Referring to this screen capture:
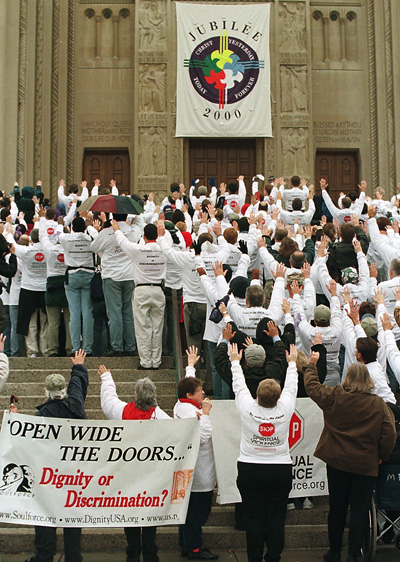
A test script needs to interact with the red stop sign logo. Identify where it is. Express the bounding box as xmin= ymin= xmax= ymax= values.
xmin=35 ymin=253 xmax=44 ymax=262
xmin=47 ymin=228 xmax=55 ymax=235
xmin=289 ymin=411 xmax=304 ymax=450
xmin=259 ymin=423 xmax=275 ymax=437
xmin=57 ymin=254 xmax=64 ymax=263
